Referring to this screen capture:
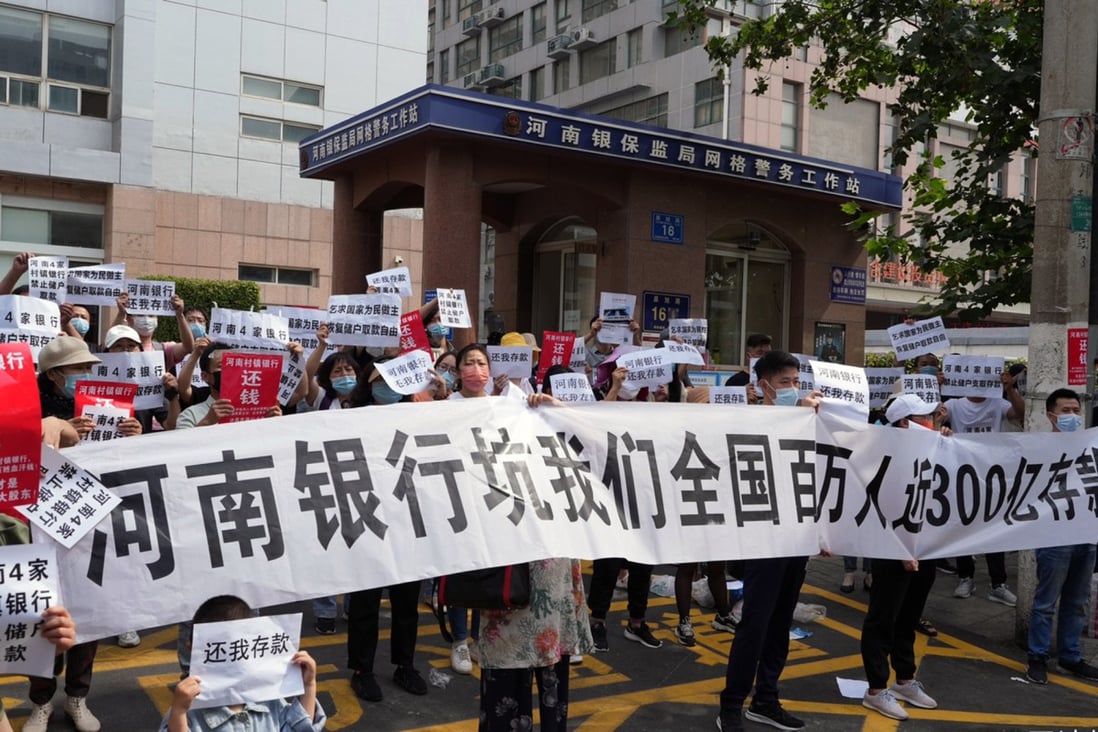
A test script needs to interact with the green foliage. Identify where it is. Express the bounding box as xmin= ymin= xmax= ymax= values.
xmin=135 ymin=275 xmax=261 ymax=343
xmin=864 ymin=351 xmax=899 ymax=368
xmin=673 ymin=0 xmax=1041 ymax=320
